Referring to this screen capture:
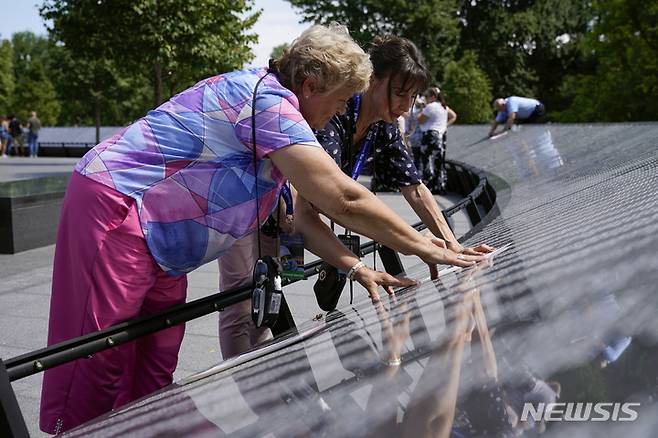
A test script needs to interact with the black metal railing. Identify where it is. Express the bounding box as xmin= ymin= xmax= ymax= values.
xmin=38 ymin=142 xmax=96 ymax=158
xmin=0 ymin=159 xmax=495 ymax=438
